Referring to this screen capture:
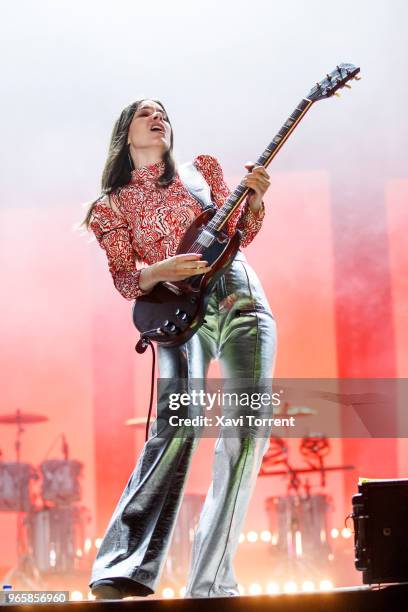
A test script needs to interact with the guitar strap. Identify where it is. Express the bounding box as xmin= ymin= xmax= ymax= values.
xmin=177 ymin=161 xmax=217 ymax=212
